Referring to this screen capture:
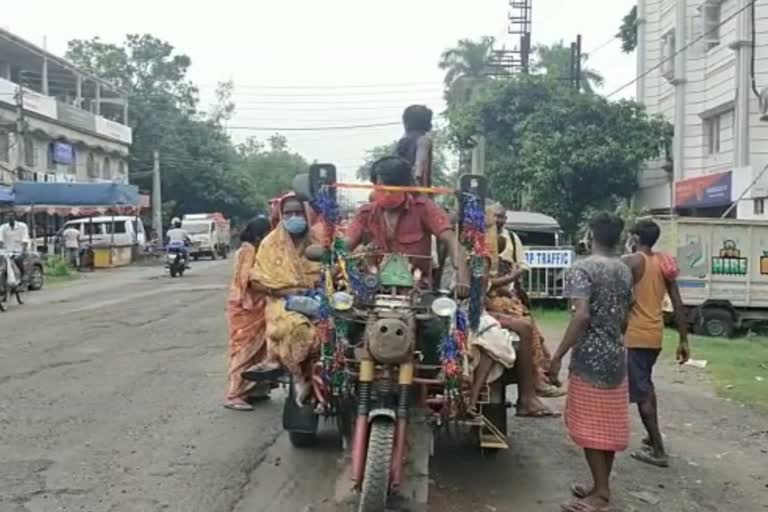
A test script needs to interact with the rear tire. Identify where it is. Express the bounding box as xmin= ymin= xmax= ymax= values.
xmin=358 ymin=419 xmax=394 ymax=512
xmin=170 ymin=267 xmax=178 ymax=278
xmin=696 ymin=308 xmax=735 ymax=338
xmin=28 ymin=266 xmax=44 ymax=291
